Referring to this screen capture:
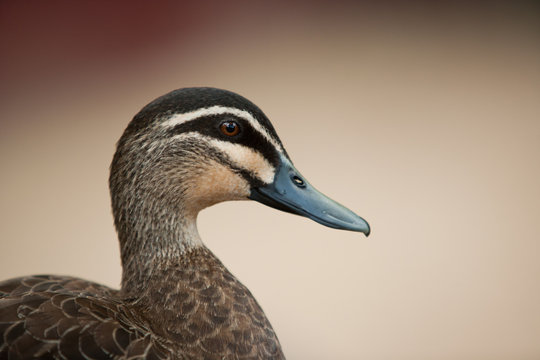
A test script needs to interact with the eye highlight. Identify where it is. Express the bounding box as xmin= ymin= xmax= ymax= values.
xmin=220 ymin=121 xmax=240 ymax=137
